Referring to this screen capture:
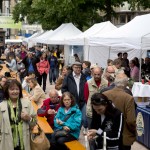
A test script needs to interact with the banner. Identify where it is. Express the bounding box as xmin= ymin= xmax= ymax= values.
xmin=0 ymin=16 xmax=22 ymax=29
